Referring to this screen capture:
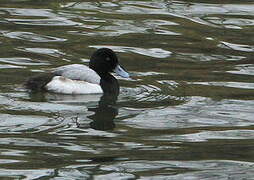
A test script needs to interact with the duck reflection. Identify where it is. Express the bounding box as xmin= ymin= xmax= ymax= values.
xmin=28 ymin=91 xmax=119 ymax=131
xmin=88 ymin=93 xmax=118 ymax=131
